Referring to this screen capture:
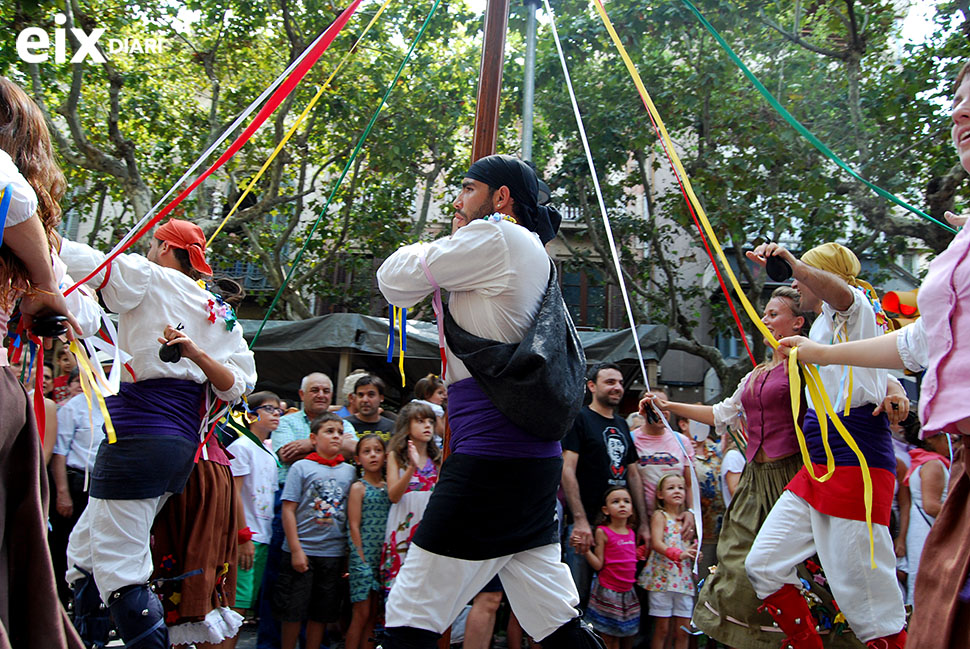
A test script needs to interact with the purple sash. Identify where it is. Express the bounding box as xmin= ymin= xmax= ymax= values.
xmin=447 ymin=377 xmax=561 ymax=458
